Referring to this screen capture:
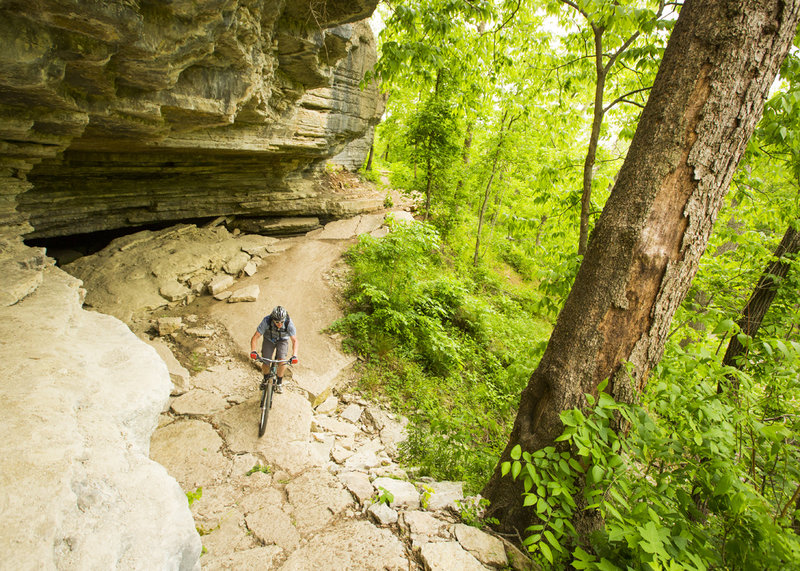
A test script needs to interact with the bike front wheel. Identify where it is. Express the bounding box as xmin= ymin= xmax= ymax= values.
xmin=258 ymin=381 xmax=274 ymax=437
